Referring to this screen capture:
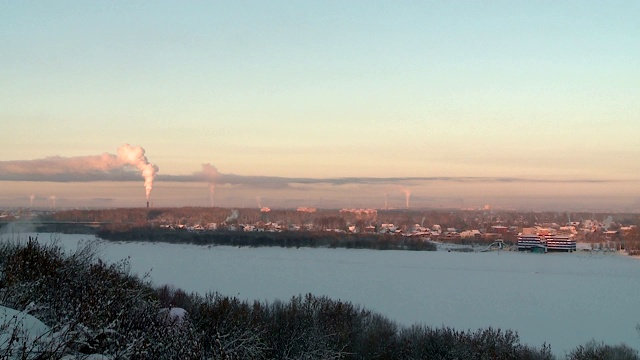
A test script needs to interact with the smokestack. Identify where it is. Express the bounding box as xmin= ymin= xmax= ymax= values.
xmin=147 ymin=201 xmax=149 ymax=209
